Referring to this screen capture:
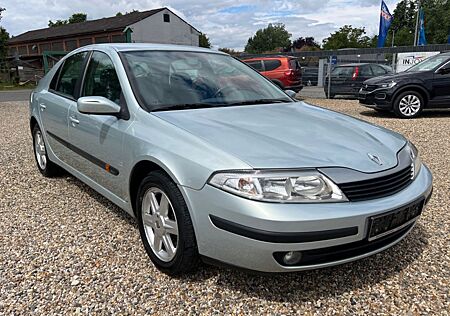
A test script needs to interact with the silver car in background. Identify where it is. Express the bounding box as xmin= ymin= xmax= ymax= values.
xmin=30 ymin=44 xmax=433 ymax=275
